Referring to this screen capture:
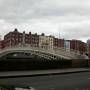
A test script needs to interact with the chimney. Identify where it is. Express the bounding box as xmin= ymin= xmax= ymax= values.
xmin=14 ymin=28 xmax=18 ymax=32
xmin=29 ymin=32 xmax=31 ymax=35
